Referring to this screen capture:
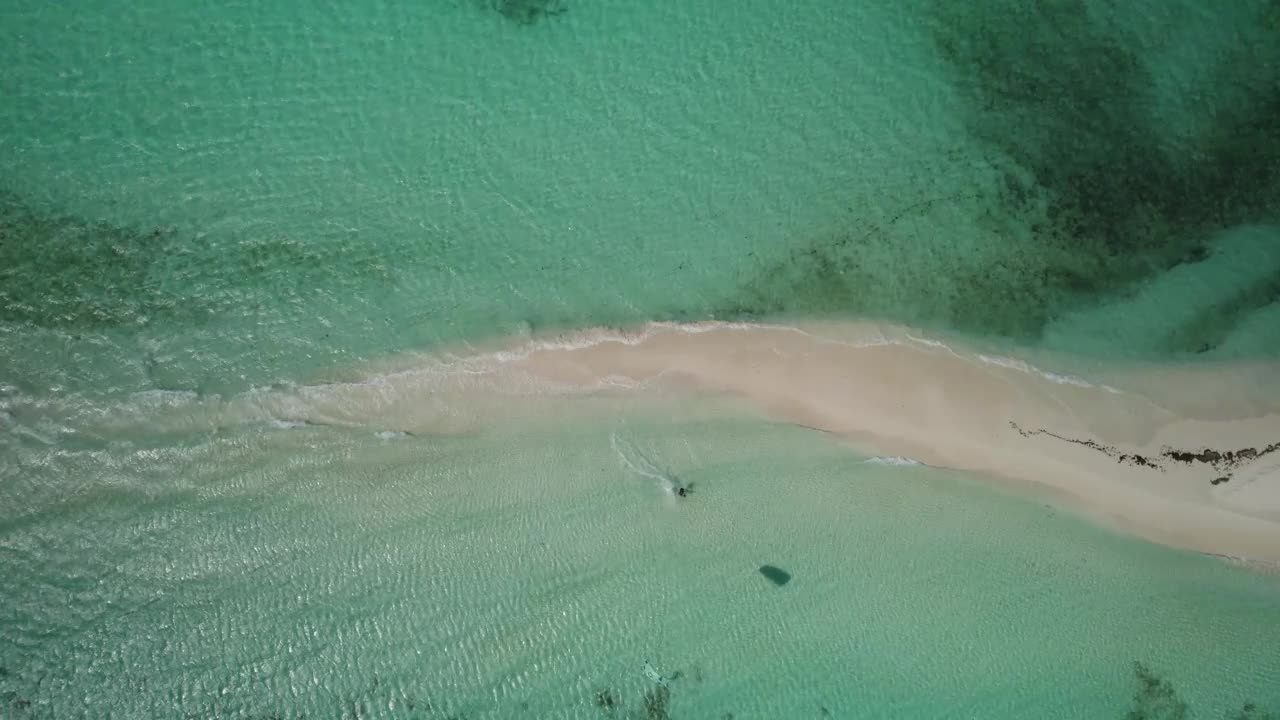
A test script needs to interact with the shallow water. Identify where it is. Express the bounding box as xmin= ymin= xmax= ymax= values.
xmin=3 ymin=0 xmax=1280 ymax=716
xmin=3 ymin=412 xmax=1278 ymax=718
